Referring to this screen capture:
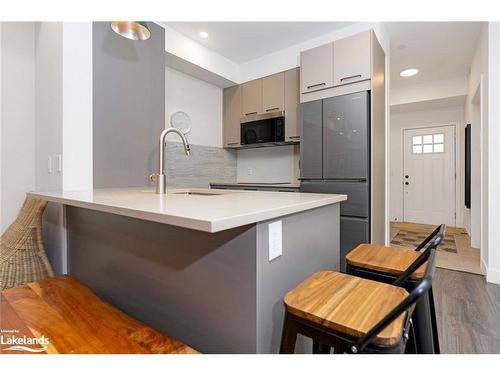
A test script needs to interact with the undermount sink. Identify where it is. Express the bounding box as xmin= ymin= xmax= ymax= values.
xmin=174 ymin=192 xmax=224 ymax=196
